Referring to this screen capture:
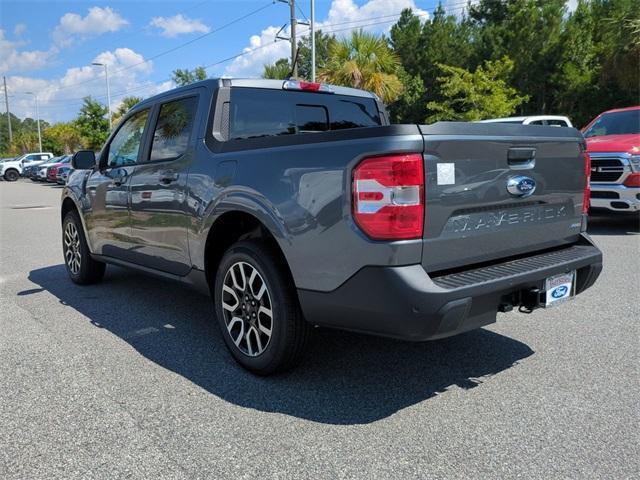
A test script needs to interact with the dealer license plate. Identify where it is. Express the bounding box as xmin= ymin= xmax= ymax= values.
xmin=544 ymin=271 xmax=575 ymax=307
